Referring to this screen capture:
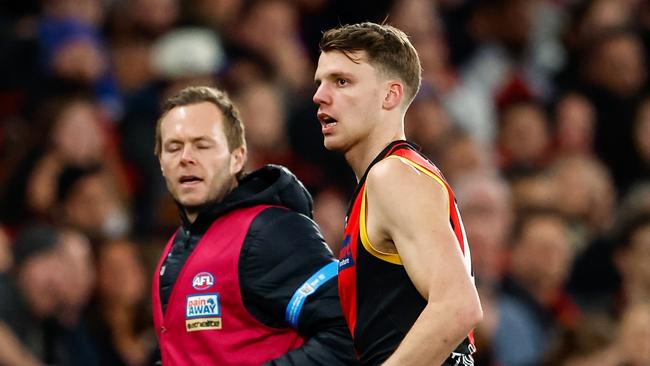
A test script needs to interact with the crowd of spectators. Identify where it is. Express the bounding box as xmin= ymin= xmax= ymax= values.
xmin=1 ymin=0 xmax=650 ymax=365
